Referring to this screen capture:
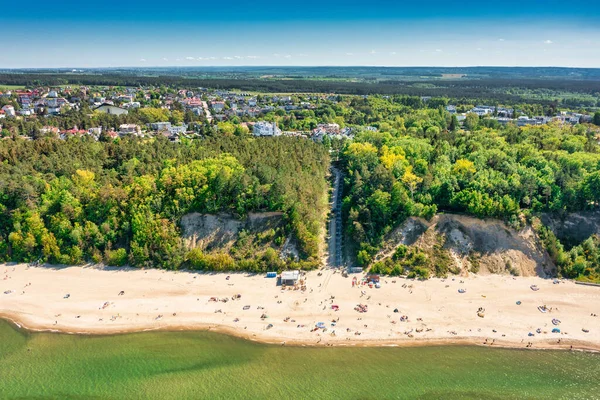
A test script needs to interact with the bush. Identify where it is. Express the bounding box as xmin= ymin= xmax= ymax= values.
xmin=105 ymin=248 xmax=128 ymax=266
xmin=468 ymin=252 xmax=480 ymax=273
xmin=408 ymin=266 xmax=430 ymax=279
